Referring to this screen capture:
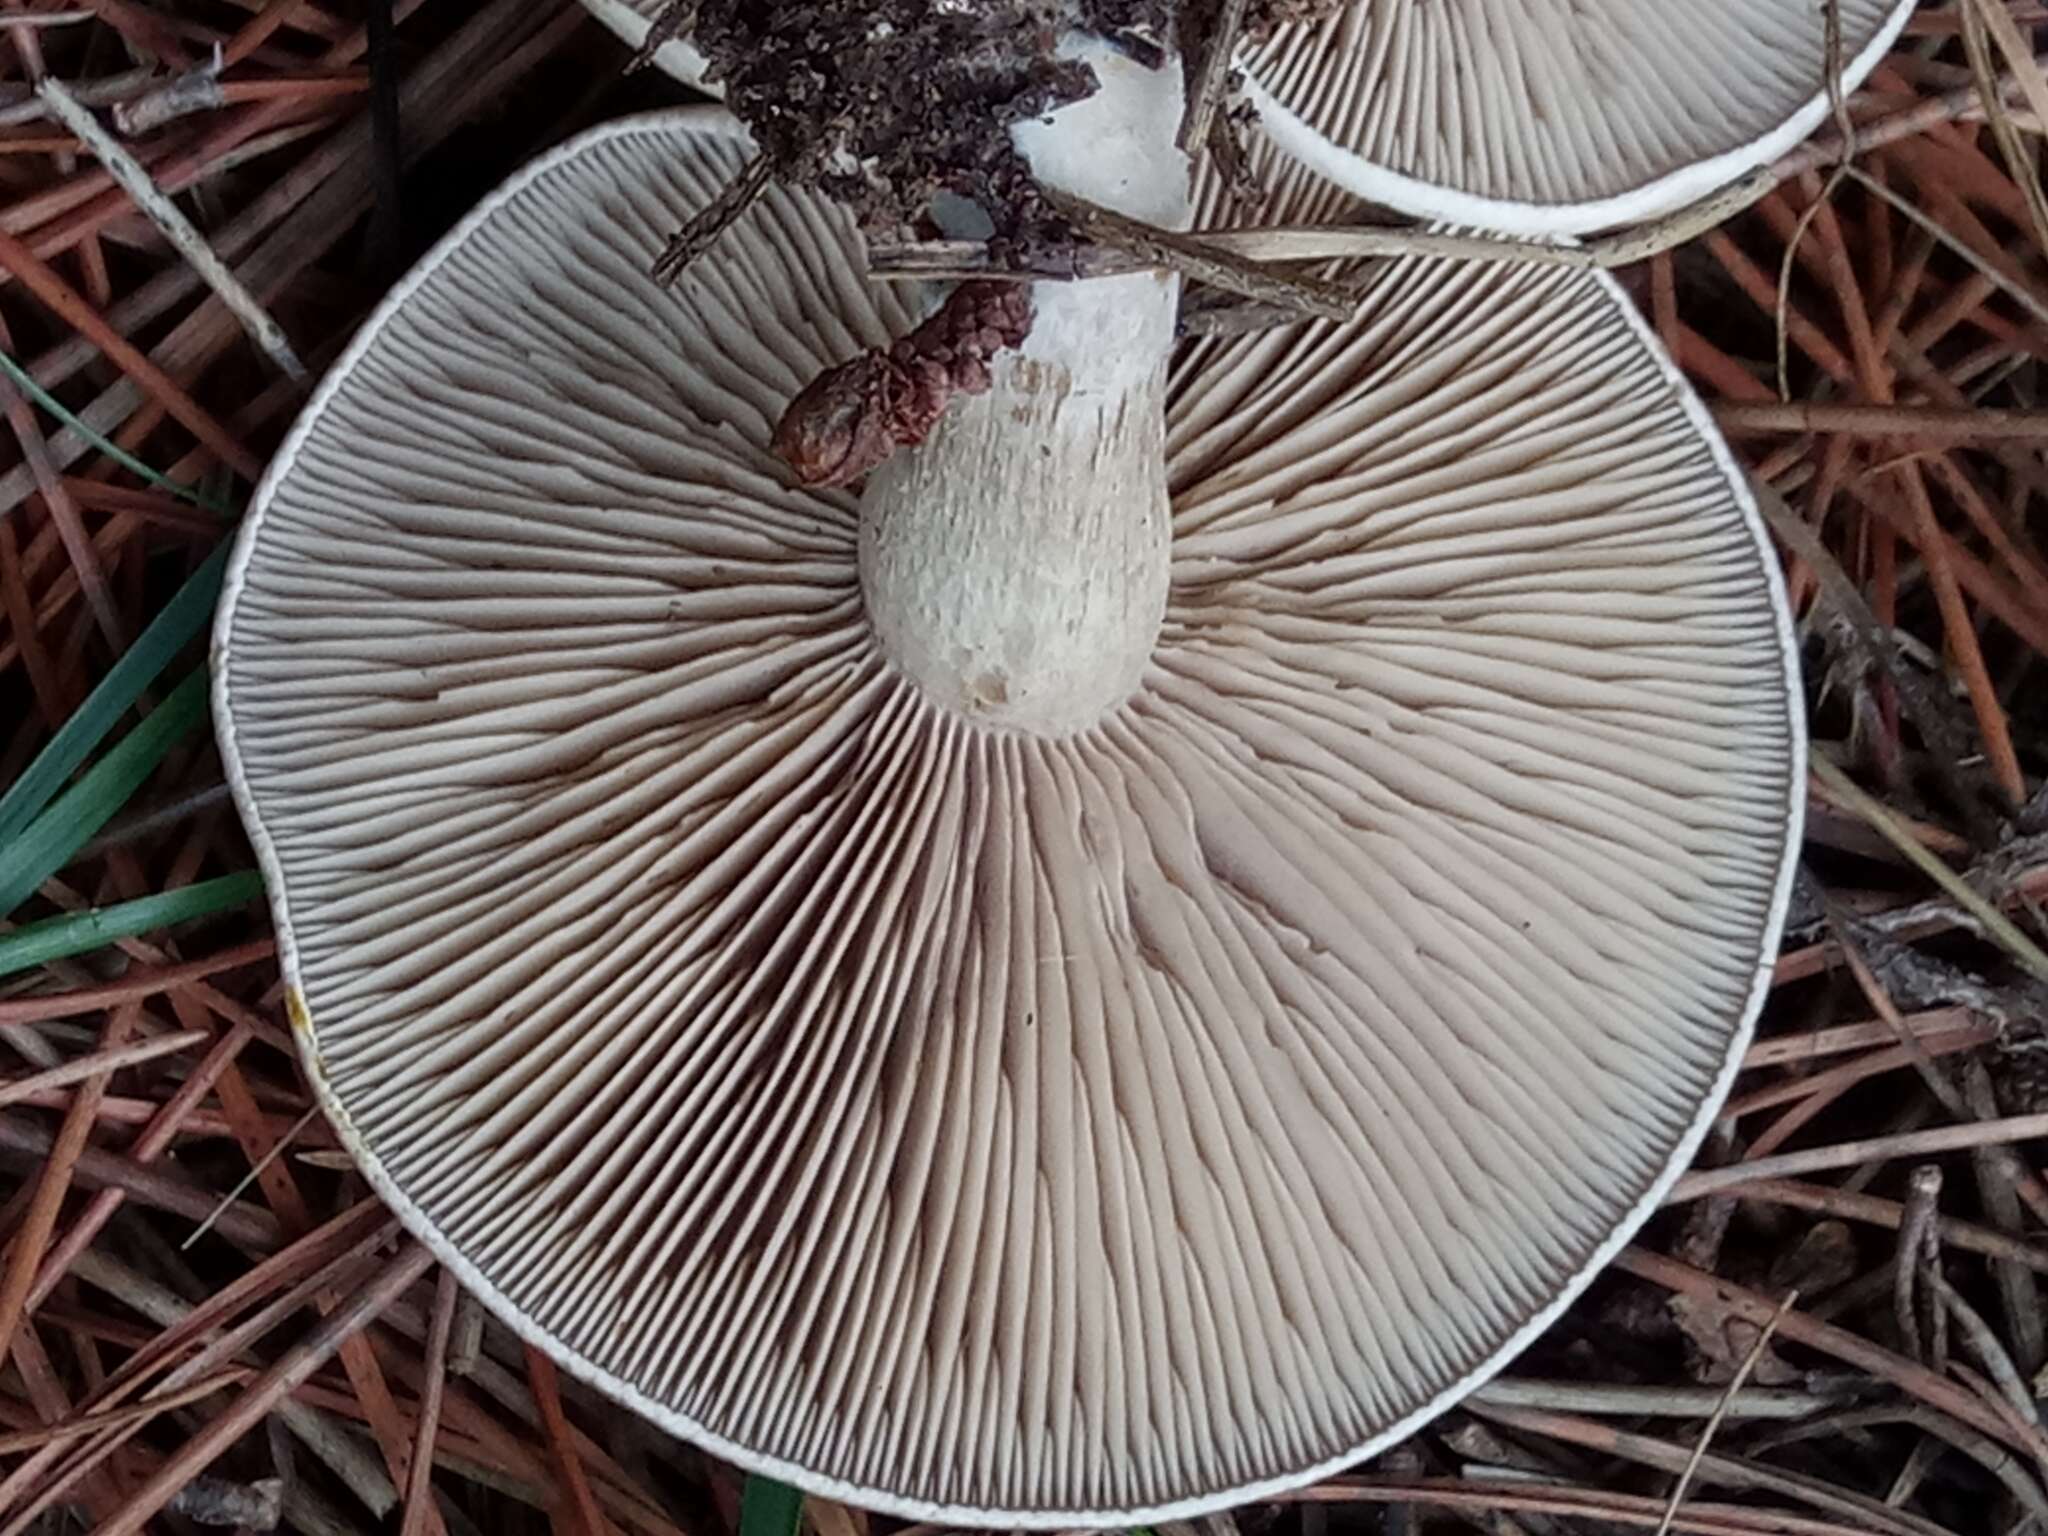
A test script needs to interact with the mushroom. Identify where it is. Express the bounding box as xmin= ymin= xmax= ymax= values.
xmin=578 ymin=0 xmax=1919 ymax=237
xmin=215 ymin=60 xmax=1802 ymax=1534
xmin=1241 ymin=0 xmax=1920 ymax=233
xmin=580 ymin=0 xmax=711 ymax=84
